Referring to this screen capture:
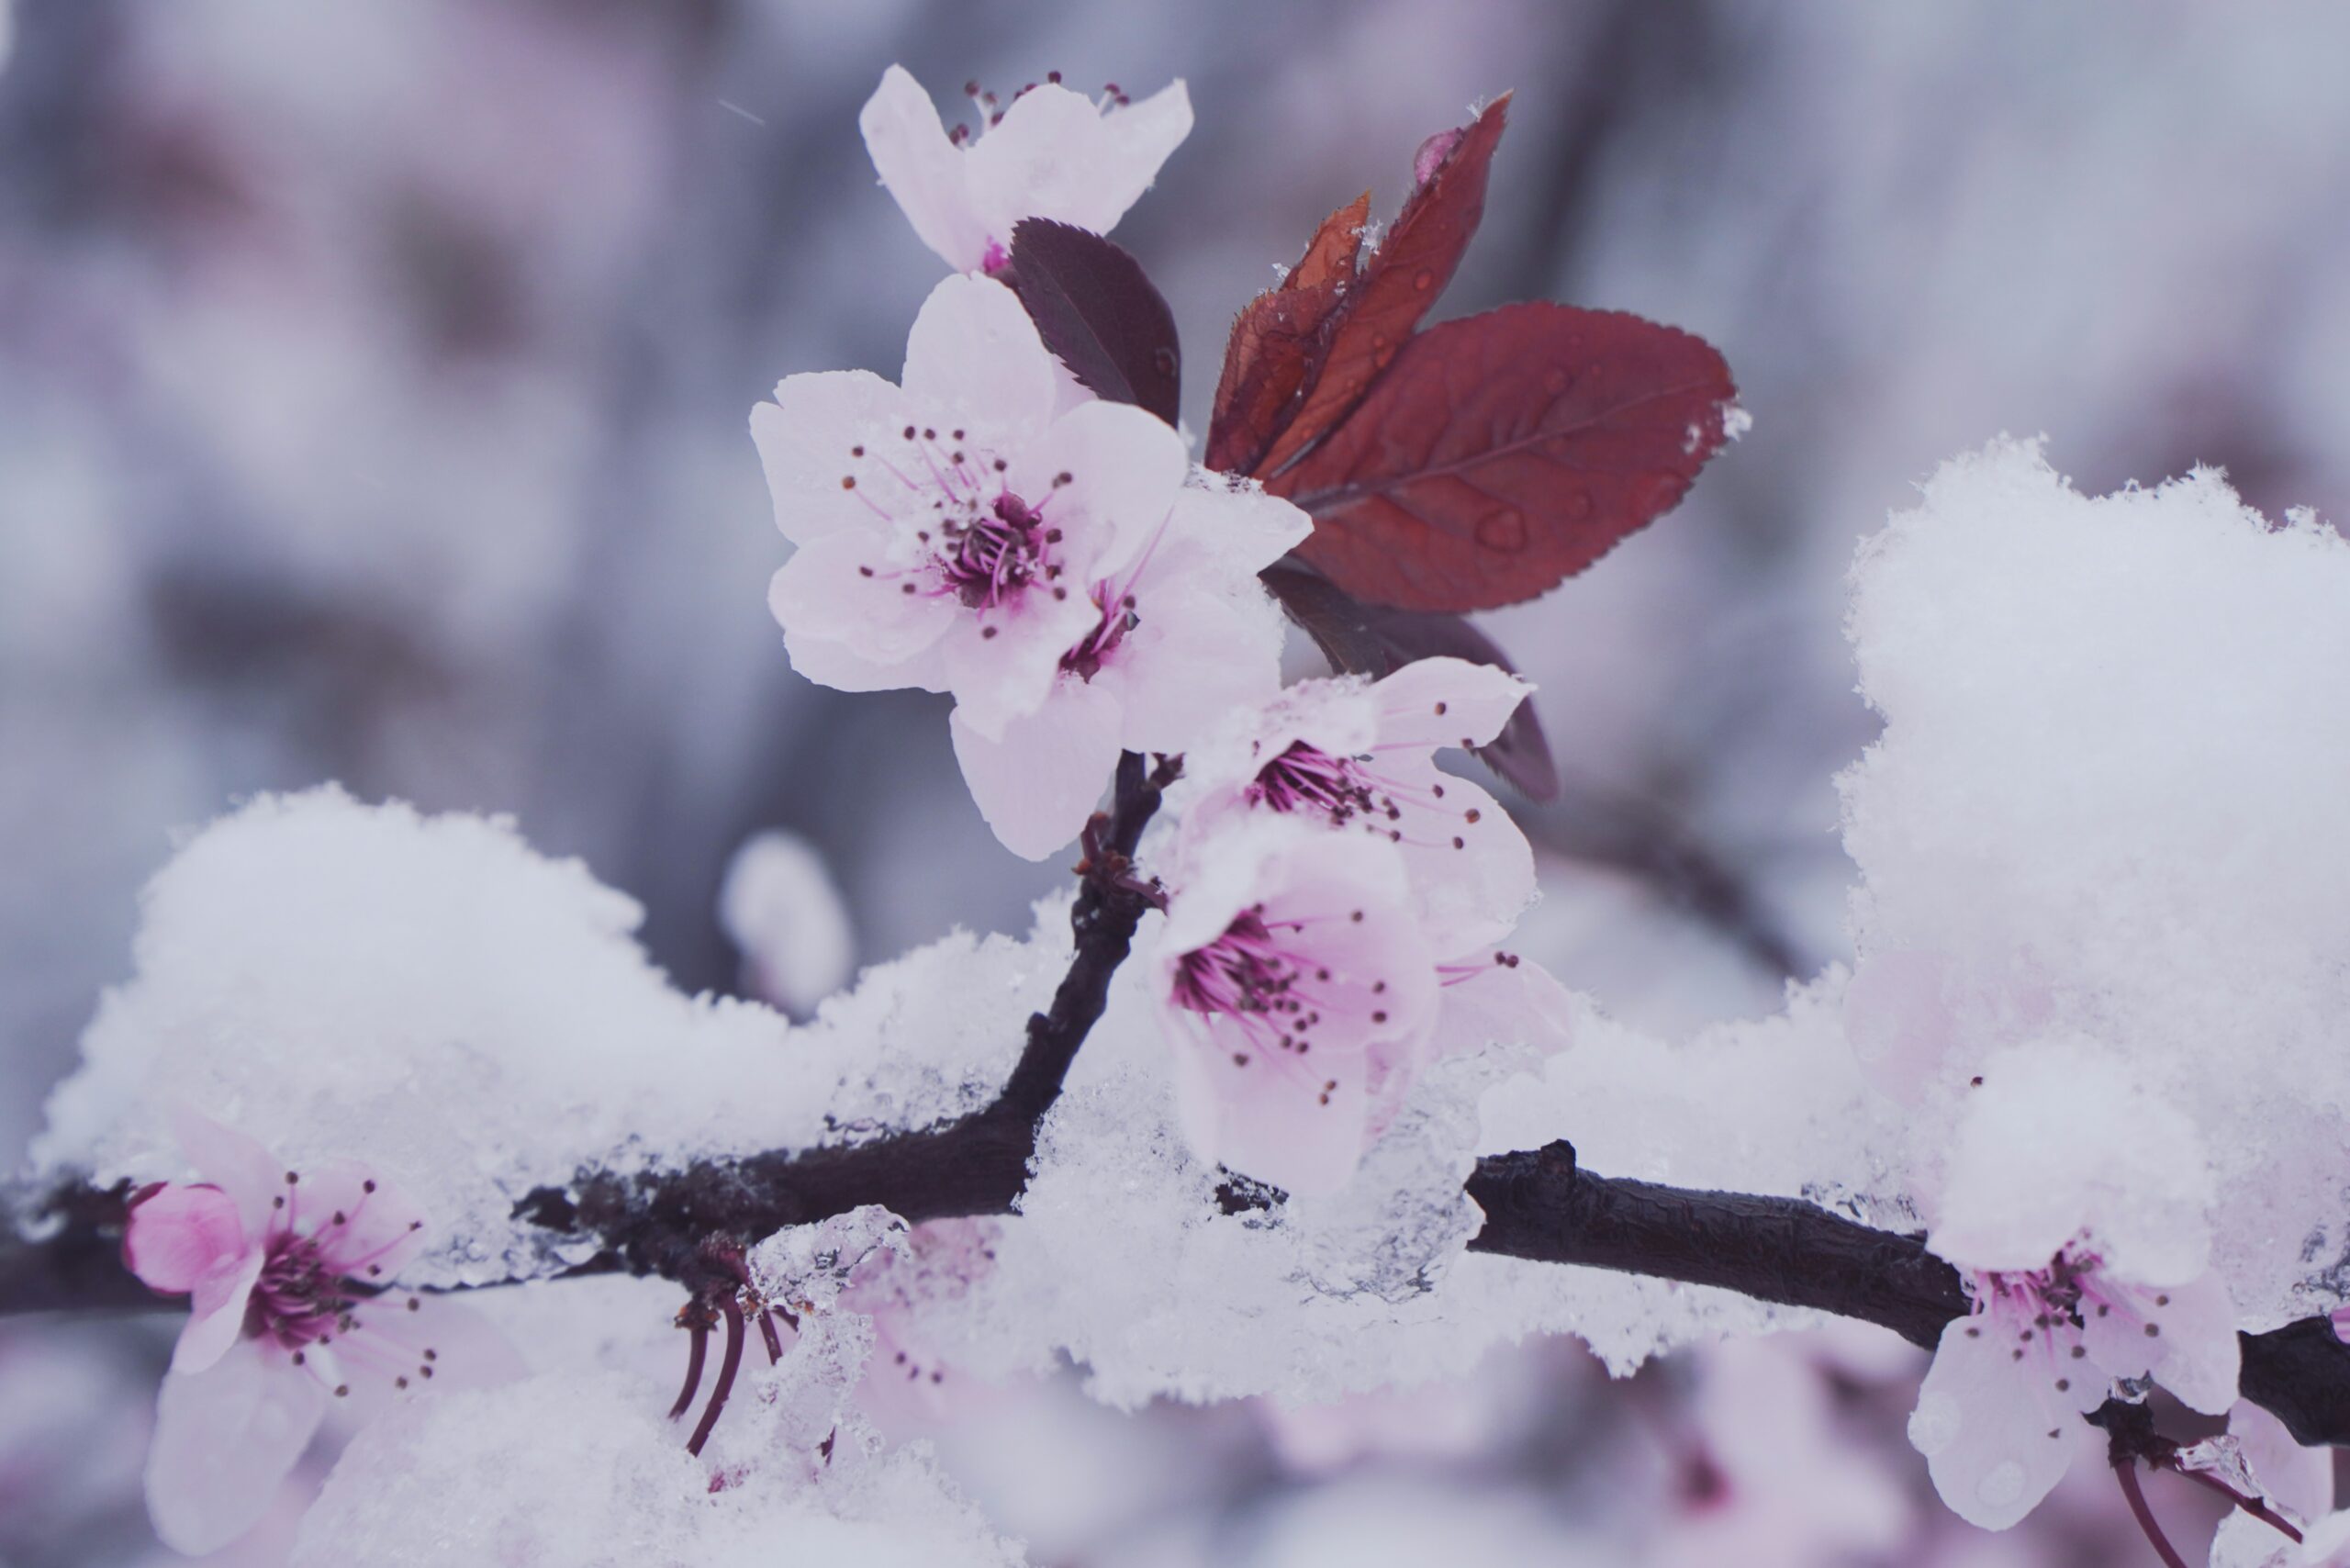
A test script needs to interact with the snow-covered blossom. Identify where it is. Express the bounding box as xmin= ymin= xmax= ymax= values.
xmin=121 ymin=1112 xmax=459 ymax=1553
xmin=755 ymin=274 xmax=1301 ymax=857
xmin=860 ymin=65 xmax=1192 ymax=274
xmin=1152 ymin=818 xmax=1441 ymax=1195
xmin=1907 ymin=1242 xmax=2237 ymax=1530
xmin=1177 ymin=655 xmax=1536 ymax=951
